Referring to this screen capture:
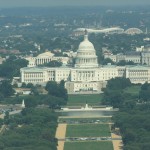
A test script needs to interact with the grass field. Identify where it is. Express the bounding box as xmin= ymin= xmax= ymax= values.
xmin=64 ymin=141 xmax=113 ymax=150
xmin=67 ymin=94 xmax=103 ymax=106
xmin=59 ymin=117 xmax=112 ymax=123
xmin=124 ymin=85 xmax=141 ymax=96
xmin=66 ymin=124 xmax=110 ymax=137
